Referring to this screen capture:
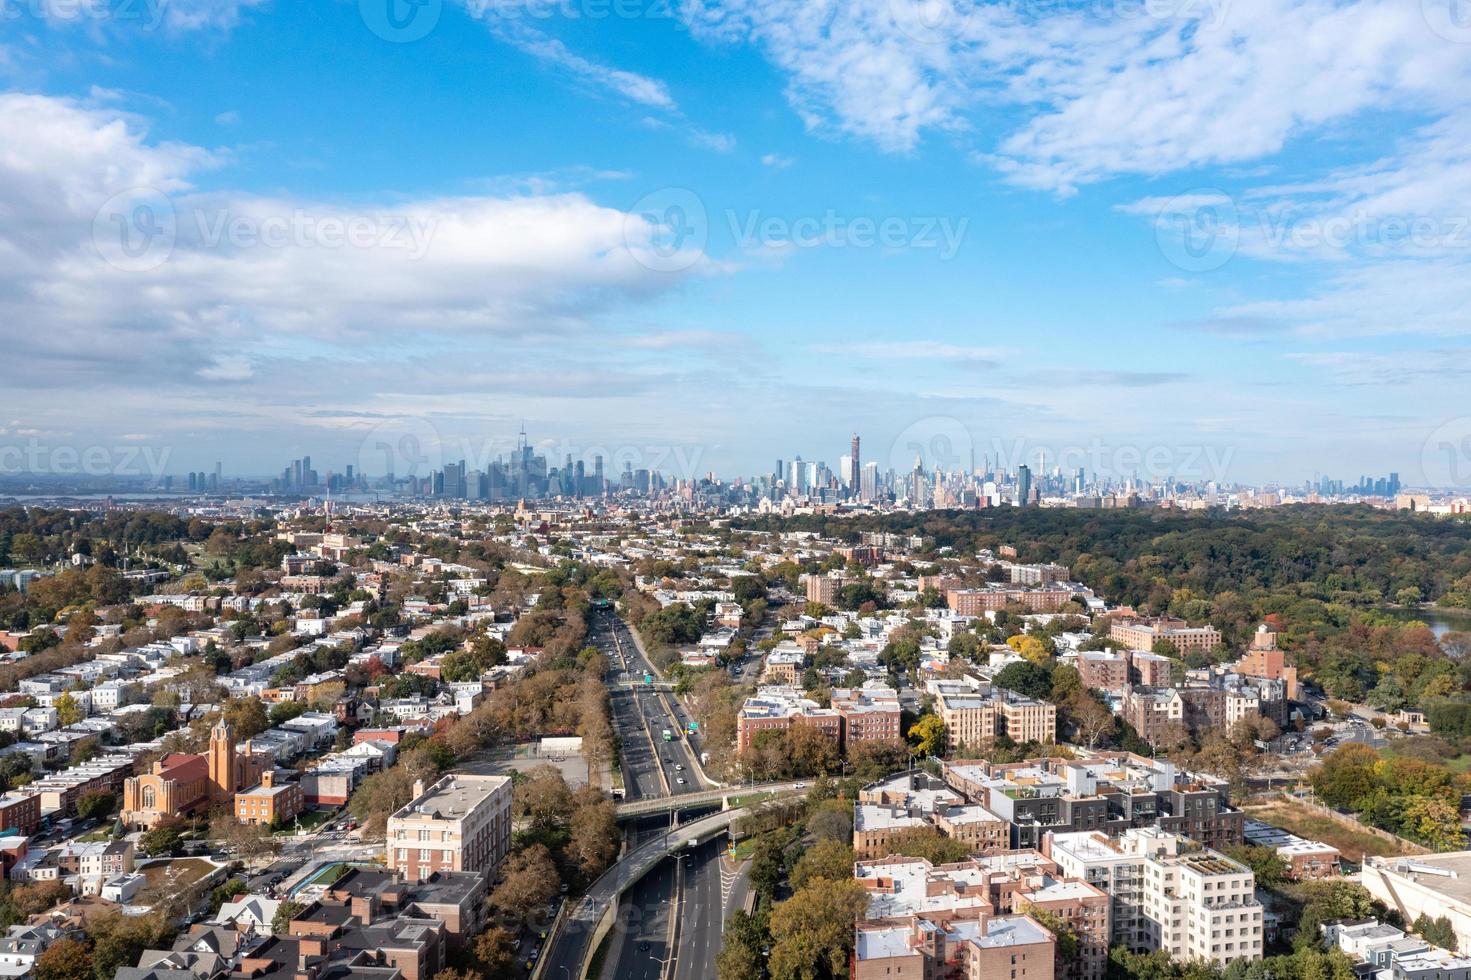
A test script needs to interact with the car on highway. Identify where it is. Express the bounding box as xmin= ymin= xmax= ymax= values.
xmin=794 ymin=782 xmax=807 ymax=788
xmin=677 ymin=778 xmax=686 ymax=785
